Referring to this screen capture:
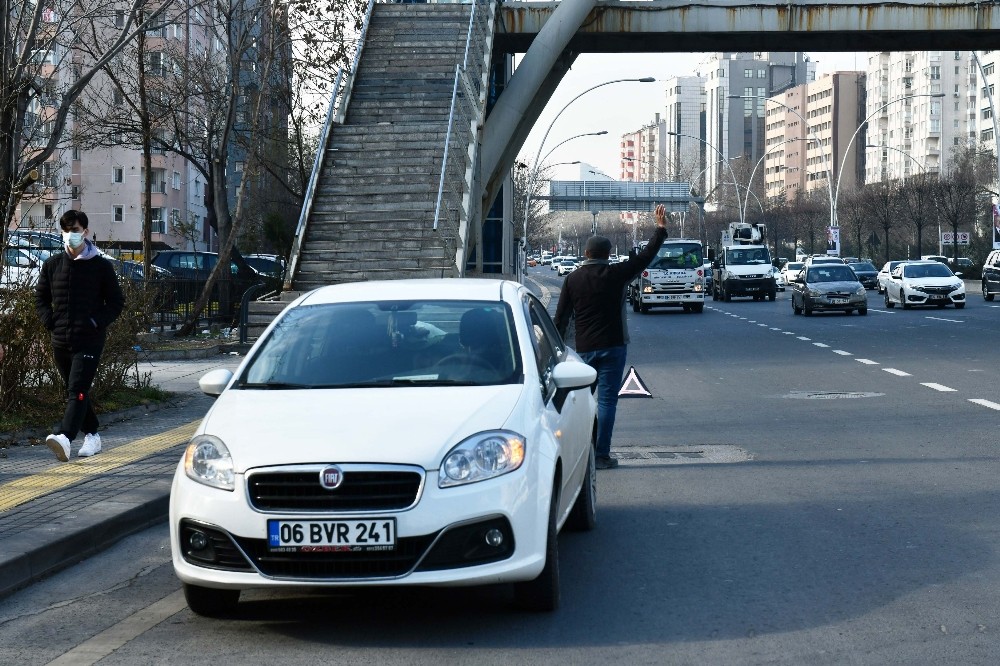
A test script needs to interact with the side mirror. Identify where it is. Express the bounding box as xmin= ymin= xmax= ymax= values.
xmin=199 ymin=368 xmax=234 ymax=396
